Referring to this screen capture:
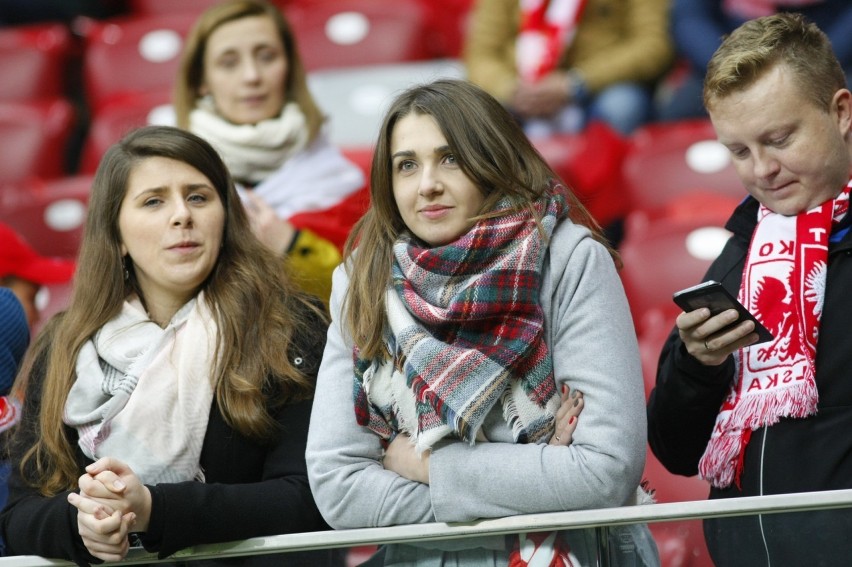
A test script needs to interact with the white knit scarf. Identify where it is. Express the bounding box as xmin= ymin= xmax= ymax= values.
xmin=64 ymin=294 xmax=218 ymax=485
xmin=699 ymin=181 xmax=851 ymax=488
xmin=189 ymin=99 xmax=309 ymax=185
